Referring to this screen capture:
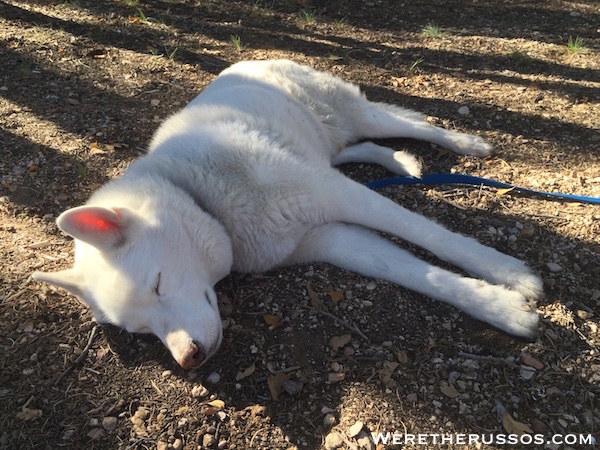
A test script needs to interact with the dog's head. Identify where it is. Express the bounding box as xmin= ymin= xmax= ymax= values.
xmin=33 ymin=204 xmax=233 ymax=369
